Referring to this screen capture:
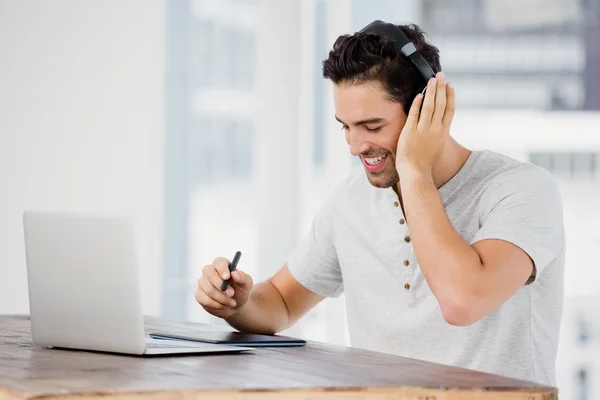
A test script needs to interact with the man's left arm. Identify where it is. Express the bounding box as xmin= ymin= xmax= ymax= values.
xmin=399 ymin=167 xmax=562 ymax=326
xmin=396 ymin=72 xmax=563 ymax=326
